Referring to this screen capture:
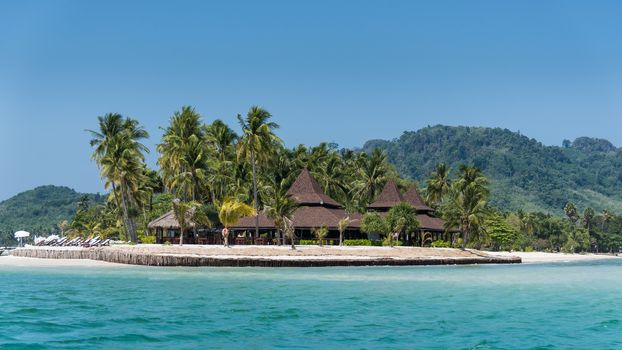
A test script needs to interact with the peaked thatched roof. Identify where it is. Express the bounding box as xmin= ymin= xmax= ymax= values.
xmin=287 ymin=168 xmax=341 ymax=208
xmin=368 ymin=180 xmax=403 ymax=209
xmin=368 ymin=181 xmax=433 ymax=212
xmin=403 ymin=187 xmax=433 ymax=212
xmin=148 ymin=210 xmax=197 ymax=229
